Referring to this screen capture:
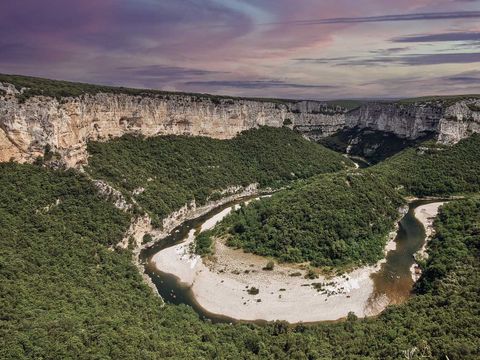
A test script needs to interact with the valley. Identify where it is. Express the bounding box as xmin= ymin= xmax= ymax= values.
xmin=144 ymin=197 xmax=444 ymax=323
xmin=1 ymin=75 xmax=479 ymax=359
